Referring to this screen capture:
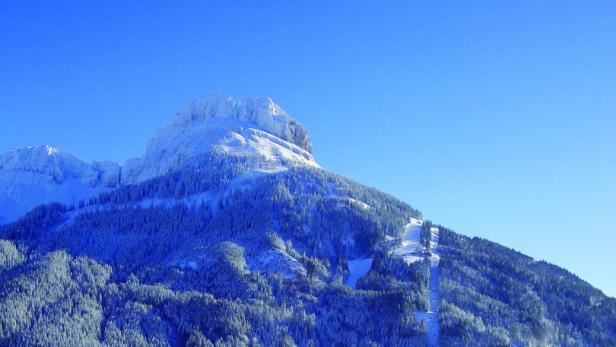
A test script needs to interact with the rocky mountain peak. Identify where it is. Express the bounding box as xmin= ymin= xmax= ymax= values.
xmin=172 ymin=95 xmax=312 ymax=153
